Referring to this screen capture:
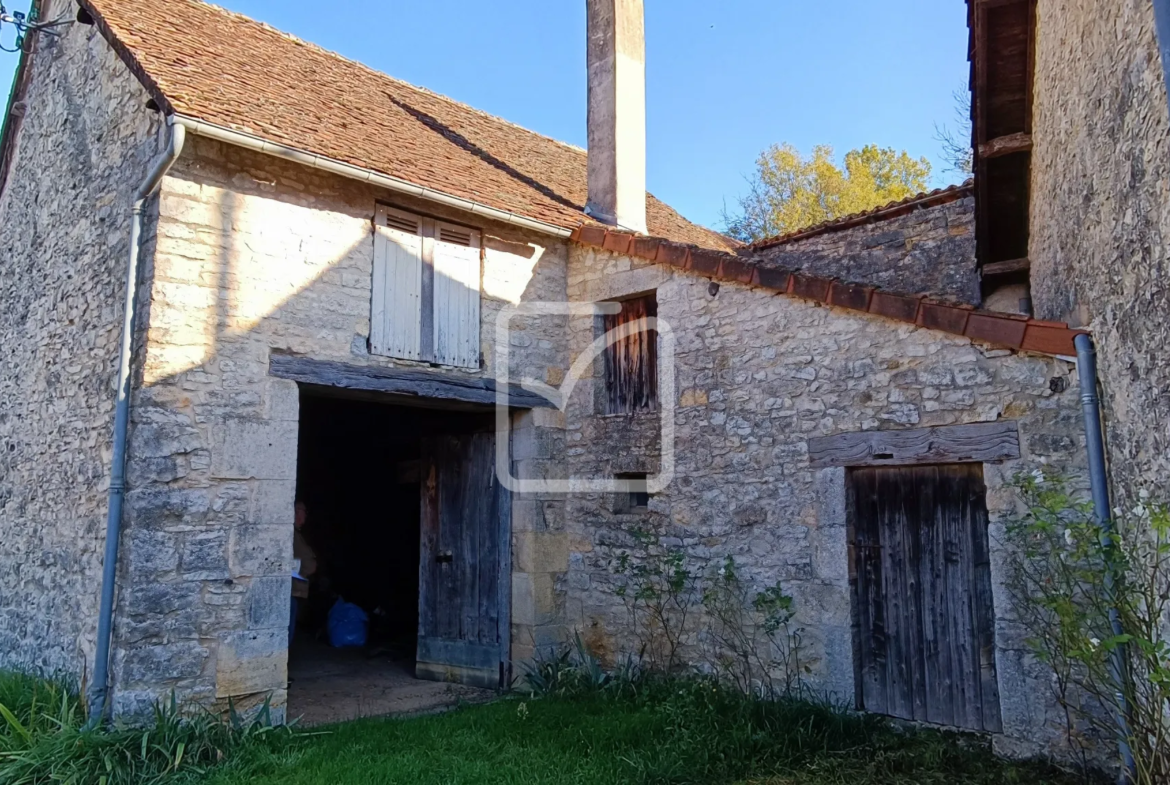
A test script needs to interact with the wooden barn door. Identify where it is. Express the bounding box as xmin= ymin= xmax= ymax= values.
xmin=417 ymin=431 xmax=509 ymax=688
xmin=849 ymin=464 xmax=1002 ymax=732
